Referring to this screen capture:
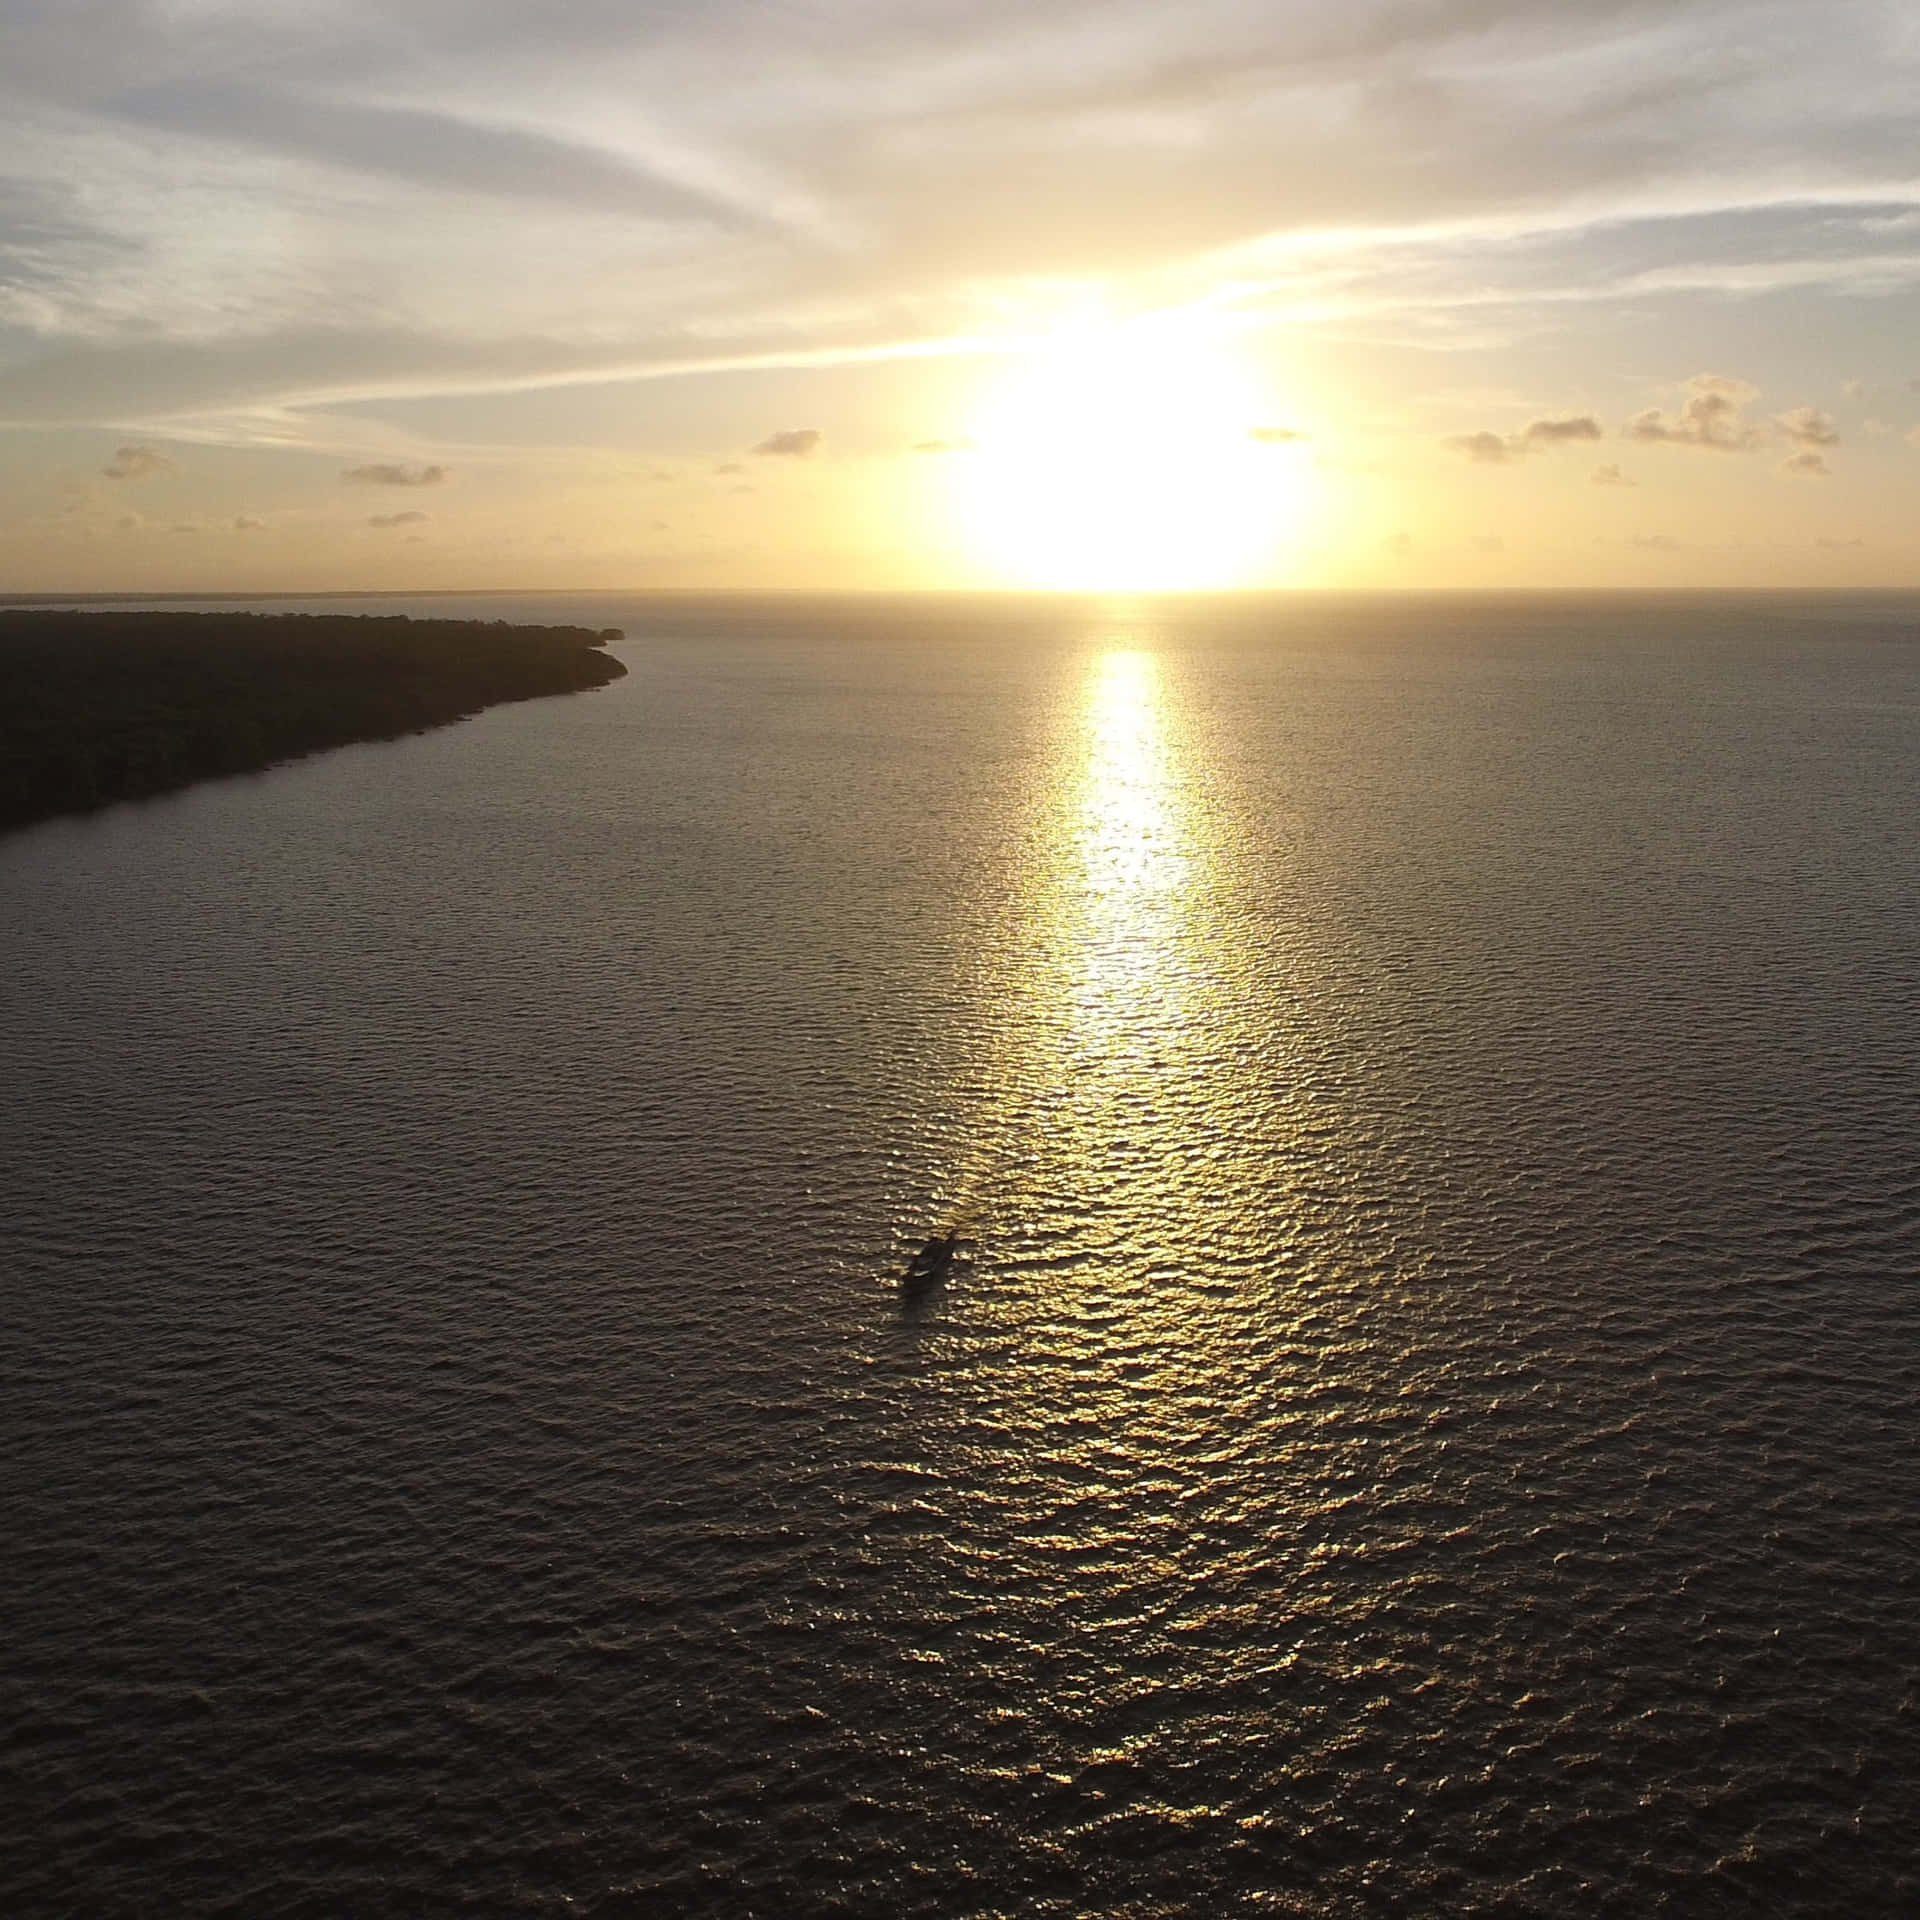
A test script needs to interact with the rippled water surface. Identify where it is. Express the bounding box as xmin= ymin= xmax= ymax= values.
xmin=5 ymin=592 xmax=1918 ymax=1916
